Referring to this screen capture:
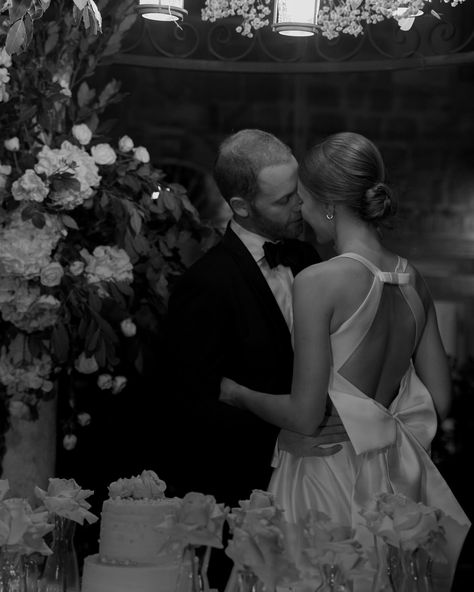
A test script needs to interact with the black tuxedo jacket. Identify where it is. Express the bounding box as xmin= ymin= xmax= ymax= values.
xmin=156 ymin=226 xmax=321 ymax=506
